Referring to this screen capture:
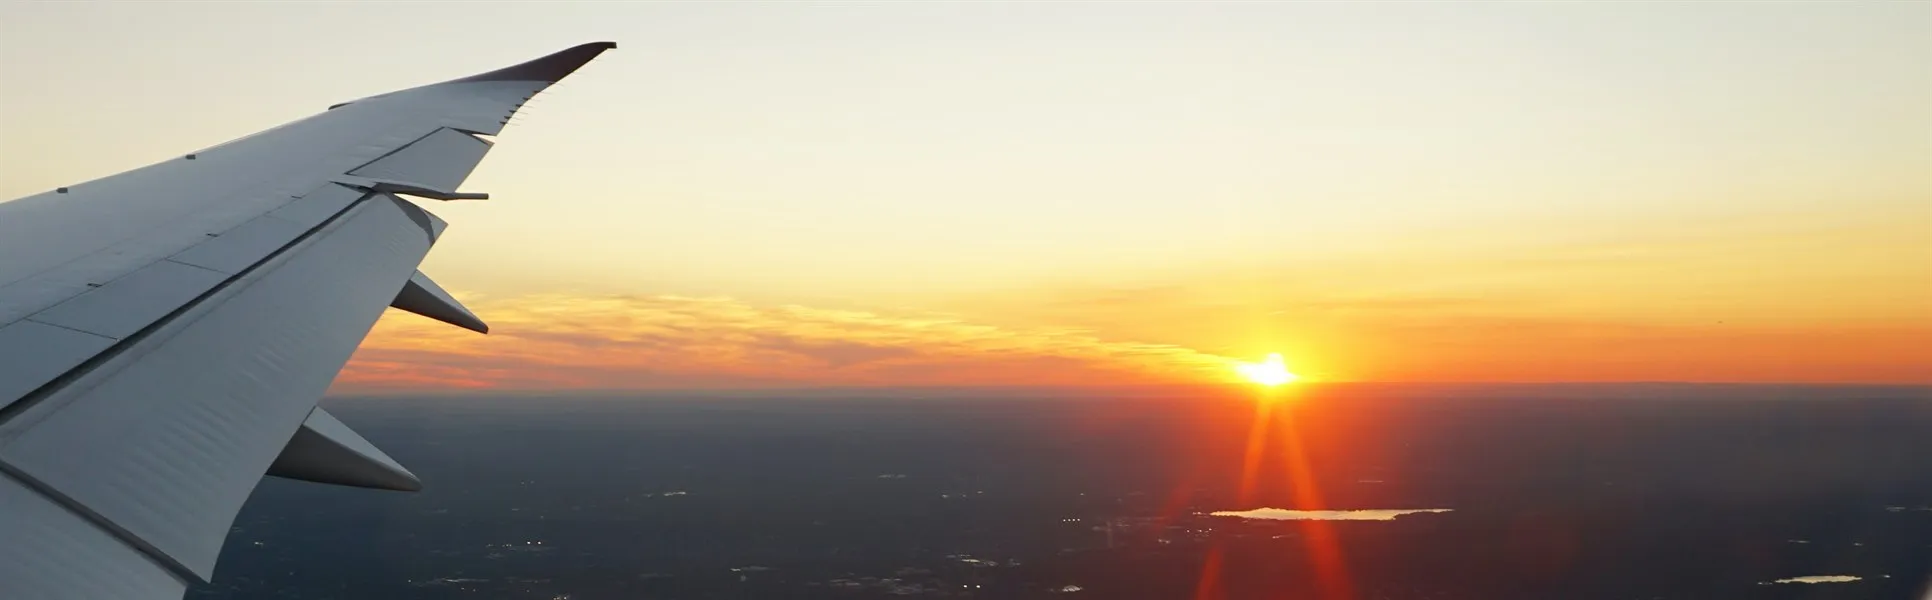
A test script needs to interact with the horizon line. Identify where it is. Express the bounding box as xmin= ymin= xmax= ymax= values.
xmin=325 ymin=381 xmax=1932 ymax=401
